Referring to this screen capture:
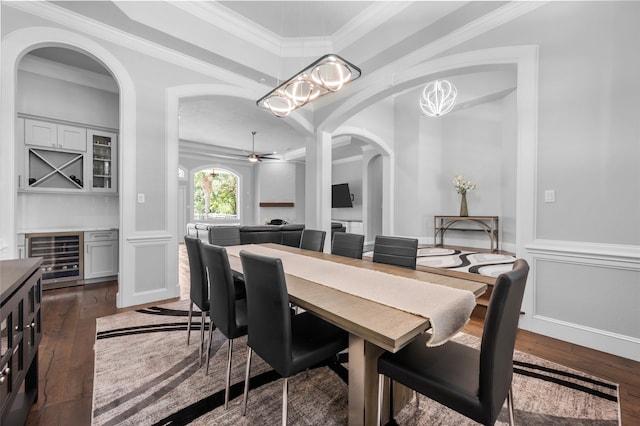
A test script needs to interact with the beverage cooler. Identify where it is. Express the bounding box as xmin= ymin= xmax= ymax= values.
xmin=26 ymin=232 xmax=83 ymax=289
